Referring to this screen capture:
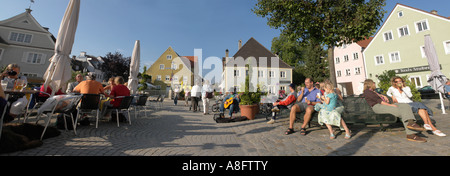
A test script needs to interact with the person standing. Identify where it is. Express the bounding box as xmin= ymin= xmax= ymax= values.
xmin=173 ymin=86 xmax=180 ymax=106
xmin=201 ymin=80 xmax=213 ymax=115
xmin=190 ymin=83 xmax=201 ymax=112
